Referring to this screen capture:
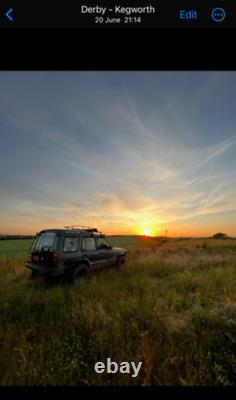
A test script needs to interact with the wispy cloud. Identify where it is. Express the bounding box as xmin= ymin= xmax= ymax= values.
xmin=0 ymin=72 xmax=236 ymax=235
xmin=122 ymin=84 xmax=143 ymax=130
xmin=196 ymin=136 xmax=236 ymax=169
